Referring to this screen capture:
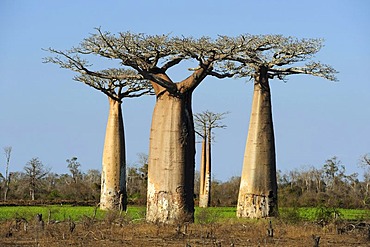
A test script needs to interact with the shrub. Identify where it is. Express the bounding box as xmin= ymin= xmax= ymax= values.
xmin=314 ymin=206 xmax=341 ymax=224
xmin=195 ymin=208 xmax=221 ymax=224
xmin=279 ymin=207 xmax=302 ymax=223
